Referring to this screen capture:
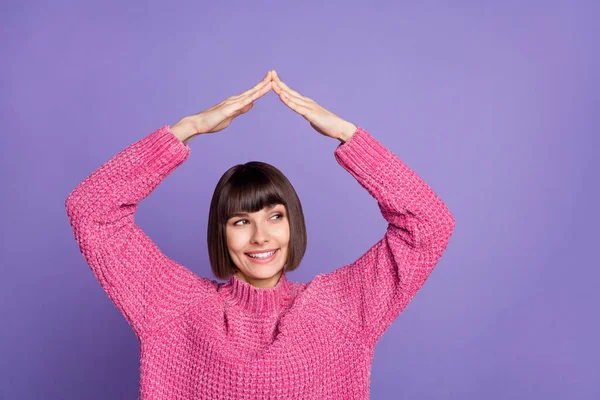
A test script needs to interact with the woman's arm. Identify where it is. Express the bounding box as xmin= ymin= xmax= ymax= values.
xmin=269 ymin=70 xmax=455 ymax=346
xmin=65 ymin=73 xmax=274 ymax=340
xmin=65 ymin=124 xmax=214 ymax=340
xmin=314 ymin=126 xmax=456 ymax=347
